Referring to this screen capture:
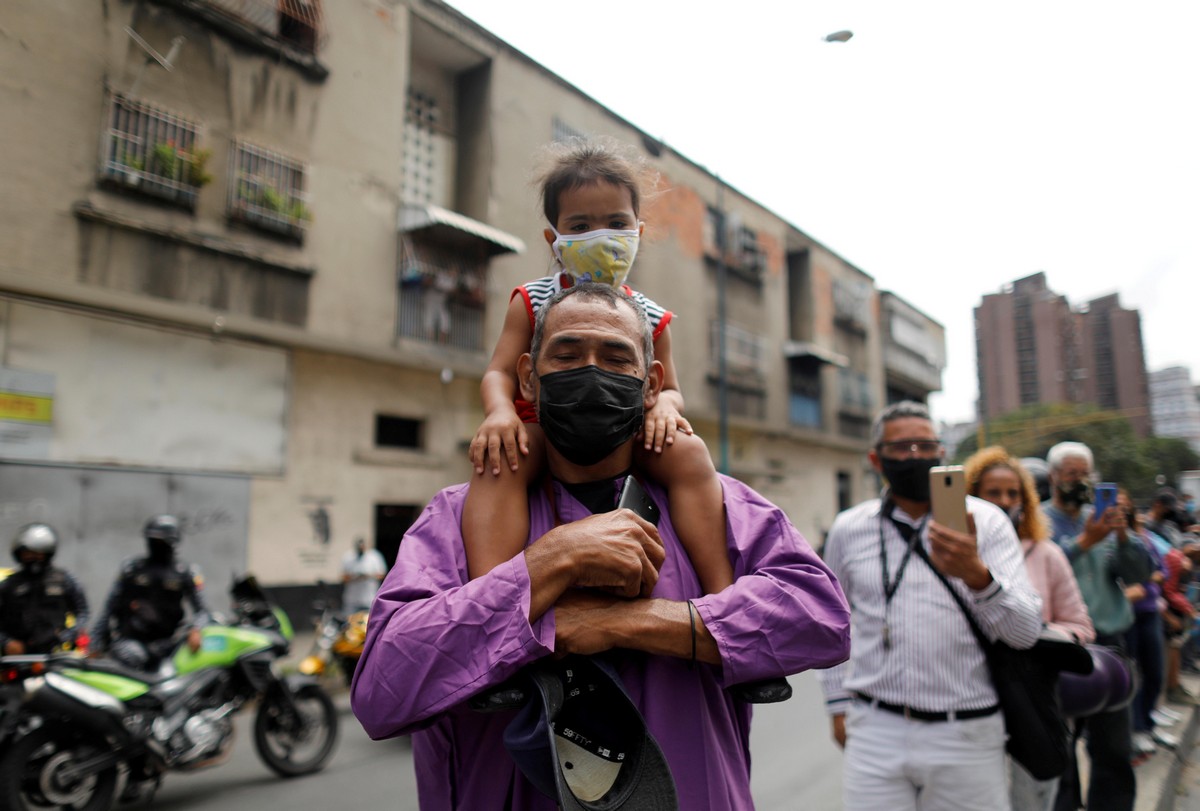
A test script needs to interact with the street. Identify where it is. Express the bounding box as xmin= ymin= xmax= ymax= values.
xmin=140 ymin=670 xmax=843 ymax=810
